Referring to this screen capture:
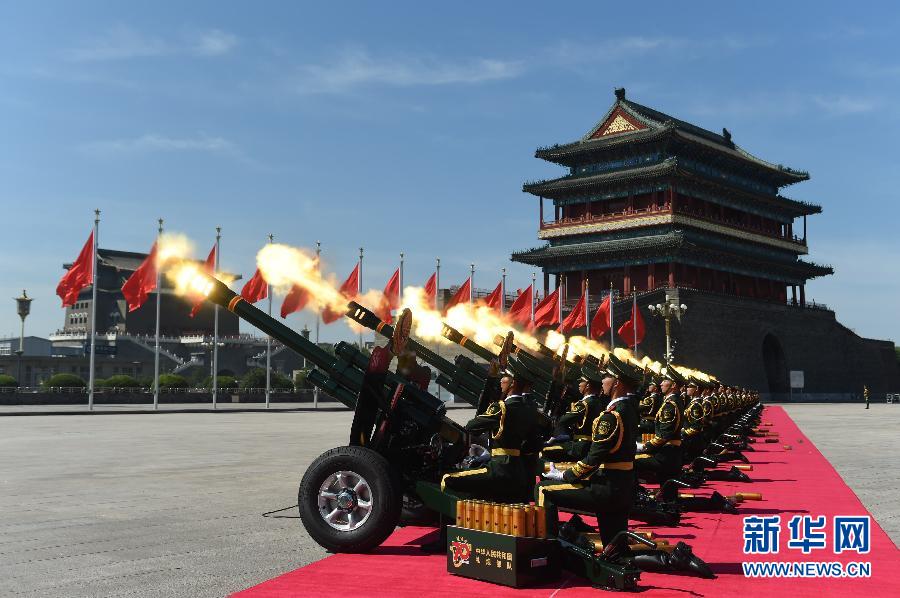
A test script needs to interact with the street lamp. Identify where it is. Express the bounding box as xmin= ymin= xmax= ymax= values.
xmin=14 ymin=290 xmax=32 ymax=387
xmin=647 ymin=298 xmax=687 ymax=365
